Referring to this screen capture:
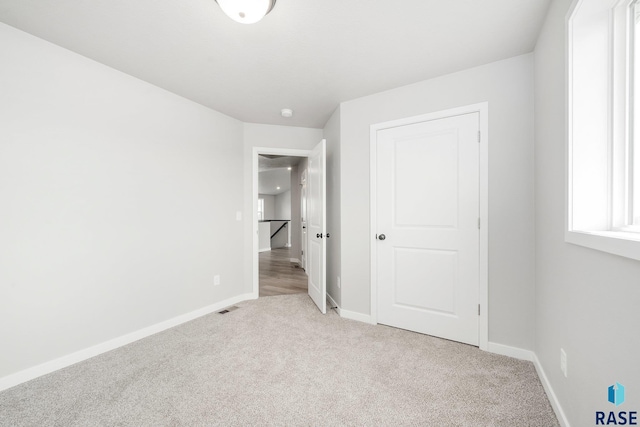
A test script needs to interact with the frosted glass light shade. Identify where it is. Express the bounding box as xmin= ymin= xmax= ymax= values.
xmin=216 ymin=0 xmax=277 ymax=24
